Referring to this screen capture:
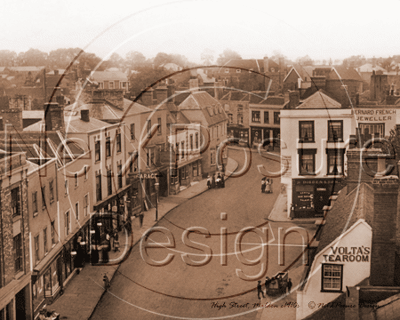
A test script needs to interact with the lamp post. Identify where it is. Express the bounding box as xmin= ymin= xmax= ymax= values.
xmin=154 ymin=180 xmax=159 ymax=221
